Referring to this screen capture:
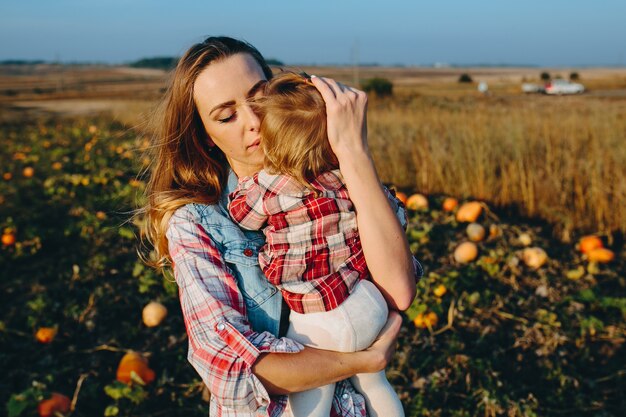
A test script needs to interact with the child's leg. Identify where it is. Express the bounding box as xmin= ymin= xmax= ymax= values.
xmin=350 ymin=371 xmax=405 ymax=417
xmin=286 ymin=381 xmax=336 ymax=417
xmin=346 ymin=280 xmax=405 ymax=417
xmin=285 ymin=279 xmax=396 ymax=416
